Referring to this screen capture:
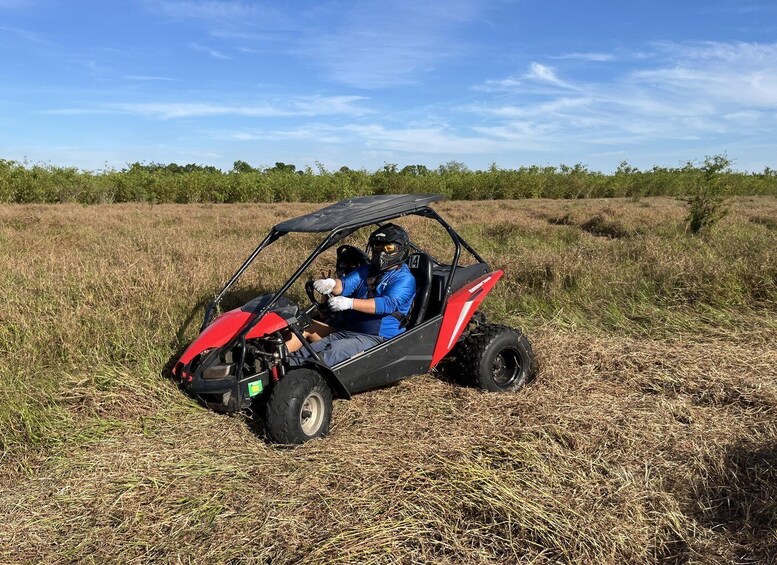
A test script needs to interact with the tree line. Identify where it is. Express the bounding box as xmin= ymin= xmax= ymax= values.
xmin=1 ymin=157 xmax=775 ymax=204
